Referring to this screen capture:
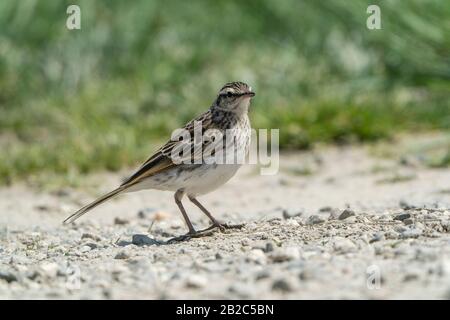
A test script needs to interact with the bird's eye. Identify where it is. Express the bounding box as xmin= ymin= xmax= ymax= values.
xmin=226 ymin=92 xmax=233 ymax=98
